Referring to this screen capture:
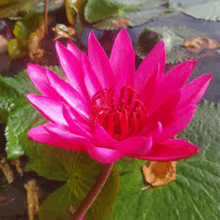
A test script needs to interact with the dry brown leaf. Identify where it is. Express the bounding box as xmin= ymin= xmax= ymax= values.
xmin=141 ymin=161 xmax=176 ymax=190
xmin=28 ymin=21 xmax=45 ymax=60
xmin=185 ymin=37 xmax=220 ymax=53
xmin=11 ymin=158 xmax=23 ymax=176
xmin=0 ymin=157 xmax=14 ymax=184
xmin=111 ymin=18 xmax=131 ymax=28
xmin=24 ymin=179 xmax=39 ymax=220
